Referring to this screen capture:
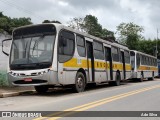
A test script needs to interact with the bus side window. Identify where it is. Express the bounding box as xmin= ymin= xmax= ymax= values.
xmin=93 ymin=41 xmax=104 ymax=60
xmin=76 ymin=35 xmax=86 ymax=57
xmin=58 ymin=30 xmax=75 ymax=63
xmin=111 ymin=46 xmax=119 ymax=62
xmin=124 ymin=50 xmax=130 ymax=64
